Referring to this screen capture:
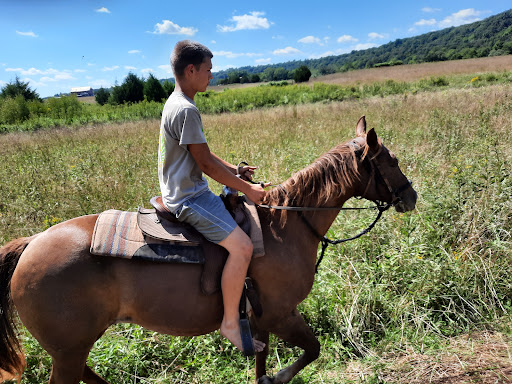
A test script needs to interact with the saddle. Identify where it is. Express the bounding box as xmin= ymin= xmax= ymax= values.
xmin=90 ymin=195 xmax=264 ymax=296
